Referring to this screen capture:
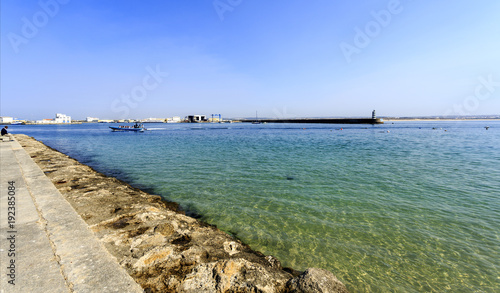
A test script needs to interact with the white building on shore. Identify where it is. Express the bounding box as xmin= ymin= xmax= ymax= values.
xmin=0 ymin=117 xmax=14 ymax=123
xmin=55 ymin=113 xmax=71 ymax=123
xmin=167 ymin=116 xmax=182 ymax=123
xmin=36 ymin=119 xmax=55 ymax=124
xmin=141 ymin=117 xmax=166 ymax=123
xmin=36 ymin=113 xmax=72 ymax=124
xmin=86 ymin=117 xmax=99 ymax=122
